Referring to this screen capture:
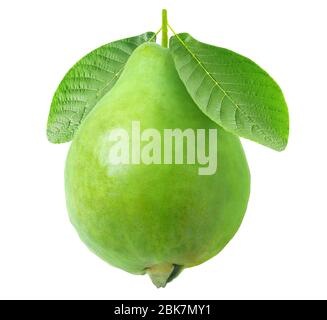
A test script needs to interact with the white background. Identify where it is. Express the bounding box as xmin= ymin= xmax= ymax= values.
xmin=0 ymin=0 xmax=326 ymax=300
